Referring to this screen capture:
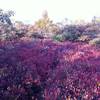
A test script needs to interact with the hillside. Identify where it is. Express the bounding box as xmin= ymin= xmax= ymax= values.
xmin=0 ymin=10 xmax=100 ymax=100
